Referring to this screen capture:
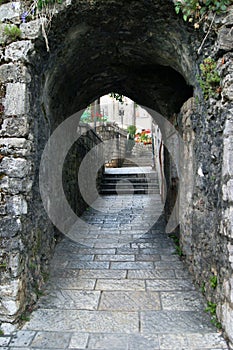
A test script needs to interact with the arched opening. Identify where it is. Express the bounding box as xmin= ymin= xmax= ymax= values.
xmin=1 ymin=2 xmax=232 ymax=345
